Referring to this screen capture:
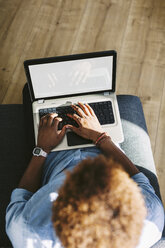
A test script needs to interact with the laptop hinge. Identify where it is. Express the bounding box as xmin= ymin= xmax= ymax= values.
xmin=104 ymin=91 xmax=110 ymax=96
xmin=38 ymin=99 xmax=45 ymax=104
